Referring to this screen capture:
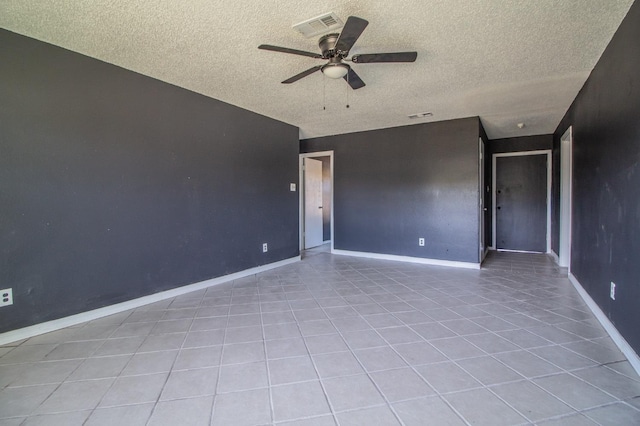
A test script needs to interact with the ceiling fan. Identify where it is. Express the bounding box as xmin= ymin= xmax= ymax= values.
xmin=258 ymin=16 xmax=417 ymax=89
